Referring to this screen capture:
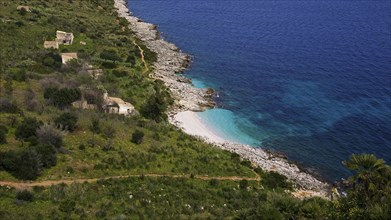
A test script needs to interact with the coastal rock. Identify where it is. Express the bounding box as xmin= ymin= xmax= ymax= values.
xmin=114 ymin=0 xmax=214 ymax=111
xmin=114 ymin=0 xmax=329 ymax=198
